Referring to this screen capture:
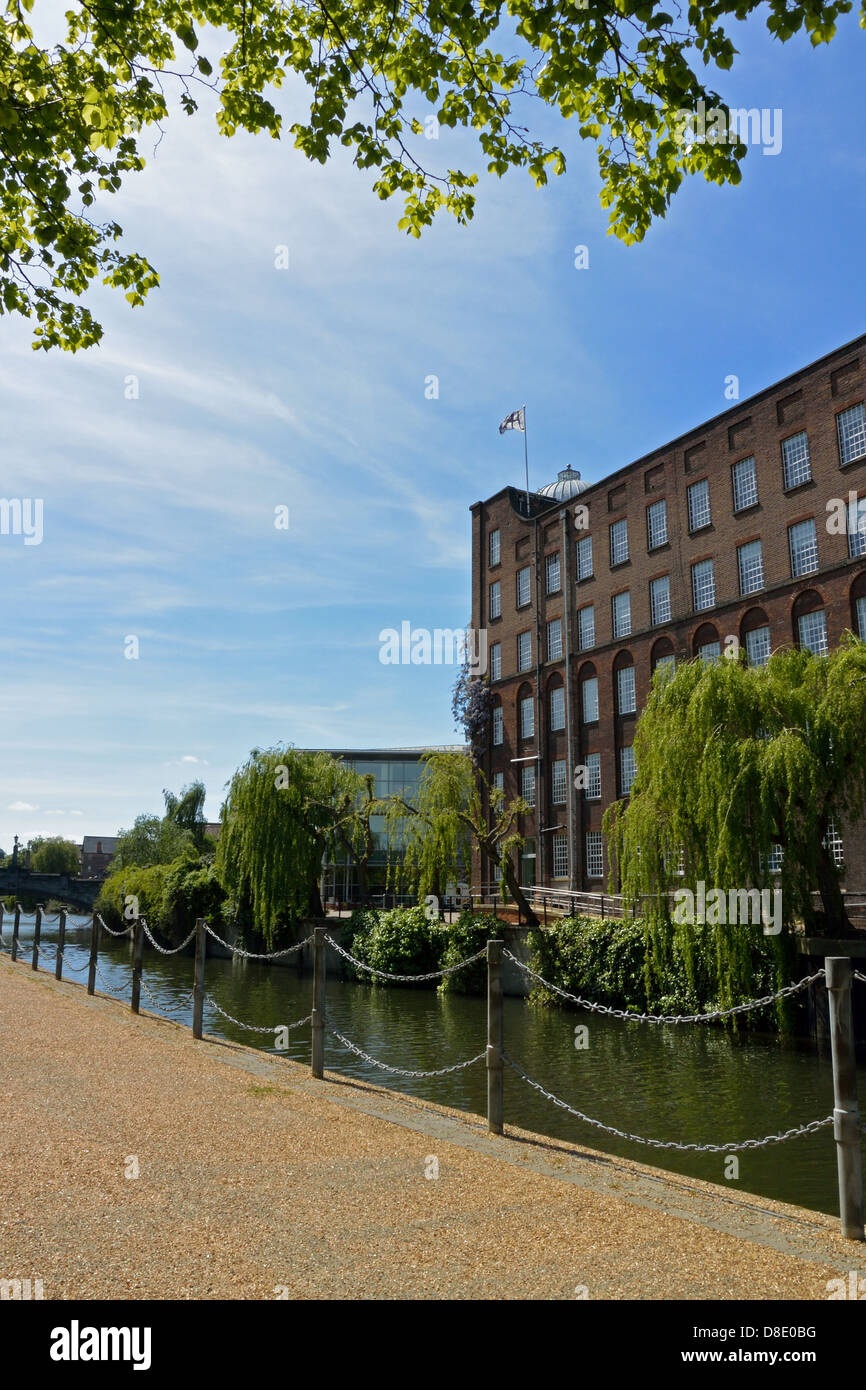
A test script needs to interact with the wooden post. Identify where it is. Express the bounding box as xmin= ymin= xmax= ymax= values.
xmin=130 ymin=917 xmax=145 ymax=1014
xmin=87 ymin=912 xmax=100 ymax=995
xmin=486 ymin=938 xmax=504 ymax=1135
xmin=826 ymin=957 xmax=865 ymax=1240
xmin=311 ymin=926 xmax=326 ymax=1079
xmin=31 ymin=905 xmax=42 ymax=971
xmin=192 ymin=918 xmax=206 ymax=1039
xmin=600 ymin=894 xmax=605 ymax=920
xmin=55 ymin=910 xmax=66 ymax=981
xmin=11 ymin=903 xmax=21 ymax=961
